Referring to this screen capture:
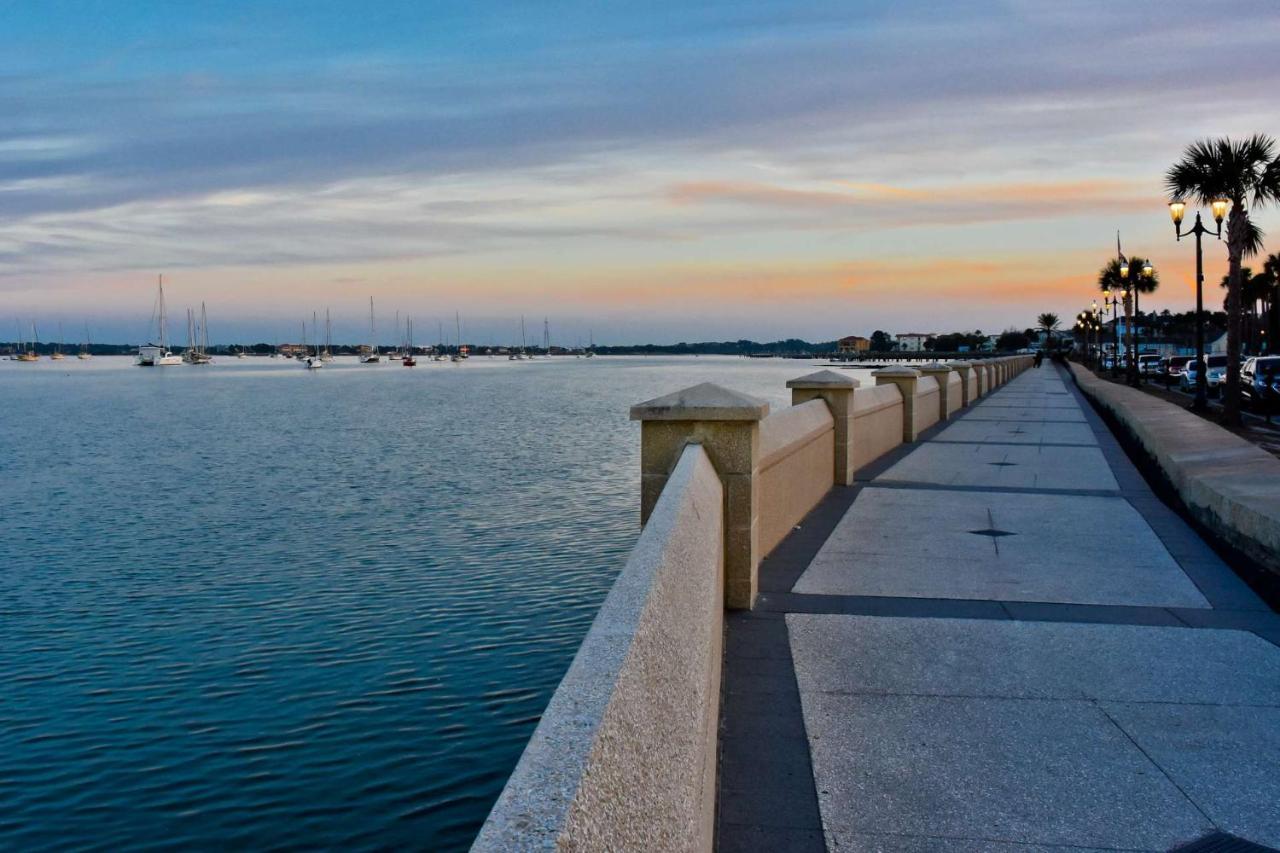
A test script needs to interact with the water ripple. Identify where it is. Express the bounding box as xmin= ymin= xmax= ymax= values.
xmin=0 ymin=355 xmax=863 ymax=850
